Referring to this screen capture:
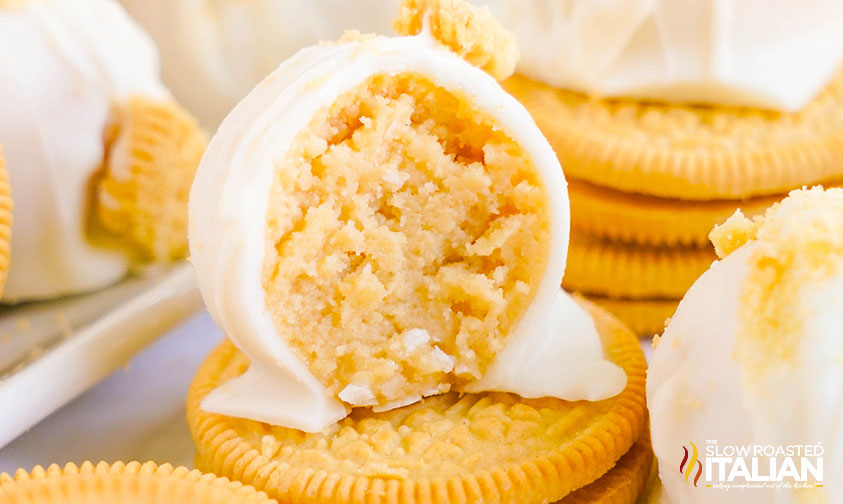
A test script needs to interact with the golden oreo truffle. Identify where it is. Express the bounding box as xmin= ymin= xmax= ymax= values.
xmin=263 ymin=72 xmax=552 ymax=402
xmin=649 ymin=188 xmax=843 ymax=503
xmin=187 ymin=299 xmax=648 ymax=504
xmin=189 ymin=0 xmax=625 ymax=431
xmin=0 ymin=461 xmax=273 ymax=504
xmin=0 ymin=0 xmax=204 ymax=302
